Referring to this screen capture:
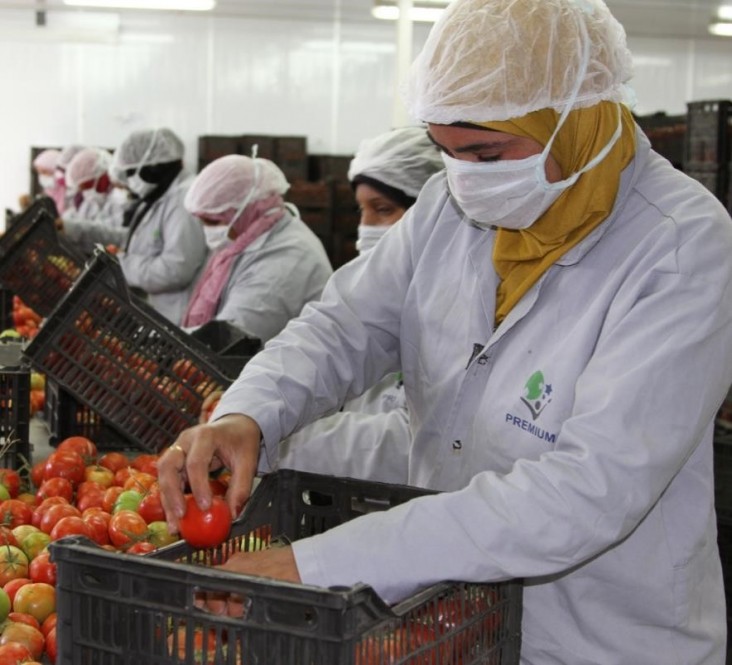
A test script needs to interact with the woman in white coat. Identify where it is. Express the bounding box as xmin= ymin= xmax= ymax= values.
xmin=158 ymin=1 xmax=732 ymax=663
xmin=277 ymin=126 xmax=443 ymax=483
xmin=112 ymin=128 xmax=207 ymax=325
xmin=181 ymin=154 xmax=332 ymax=343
